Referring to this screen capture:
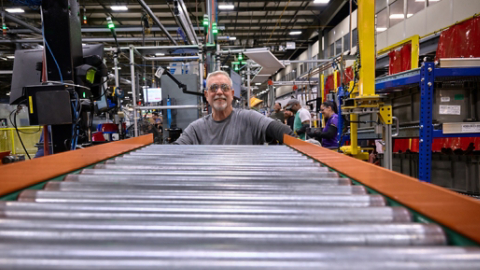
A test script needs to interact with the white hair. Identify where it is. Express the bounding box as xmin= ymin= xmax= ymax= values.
xmin=206 ymin=70 xmax=233 ymax=90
